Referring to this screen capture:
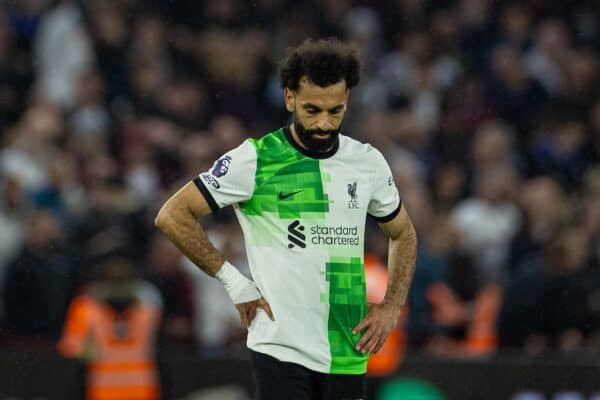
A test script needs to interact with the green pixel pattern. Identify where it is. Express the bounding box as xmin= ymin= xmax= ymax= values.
xmin=240 ymin=129 xmax=330 ymax=219
xmin=325 ymin=256 xmax=368 ymax=374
